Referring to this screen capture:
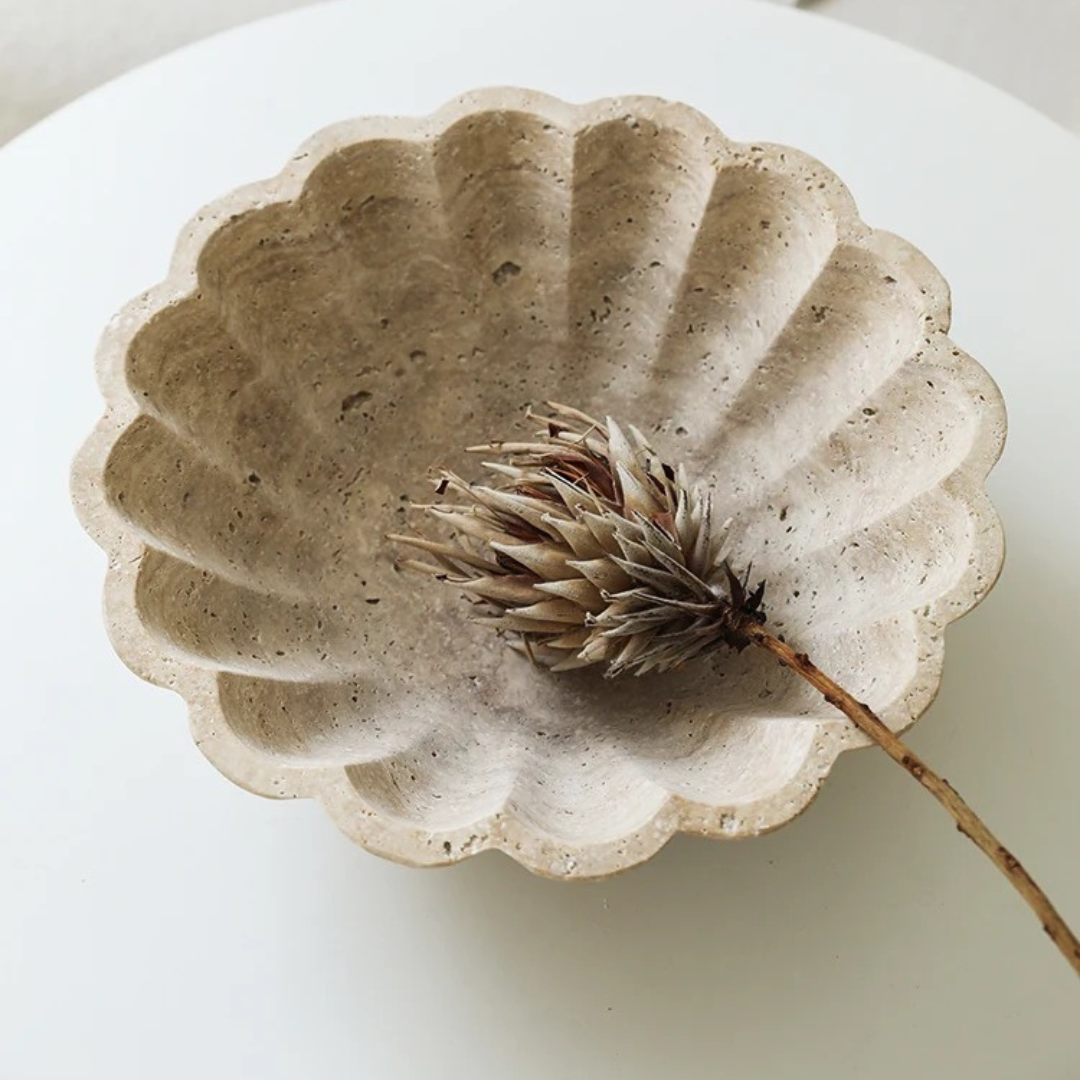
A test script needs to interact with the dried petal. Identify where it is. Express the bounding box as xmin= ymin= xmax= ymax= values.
xmin=534 ymin=577 xmax=606 ymax=611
